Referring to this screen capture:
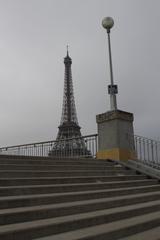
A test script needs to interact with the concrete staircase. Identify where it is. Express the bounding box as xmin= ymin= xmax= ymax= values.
xmin=0 ymin=155 xmax=159 ymax=239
